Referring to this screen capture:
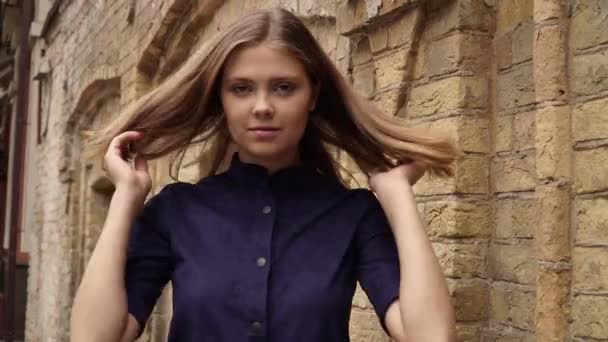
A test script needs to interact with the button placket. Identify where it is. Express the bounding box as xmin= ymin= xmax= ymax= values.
xmin=248 ymin=190 xmax=276 ymax=337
